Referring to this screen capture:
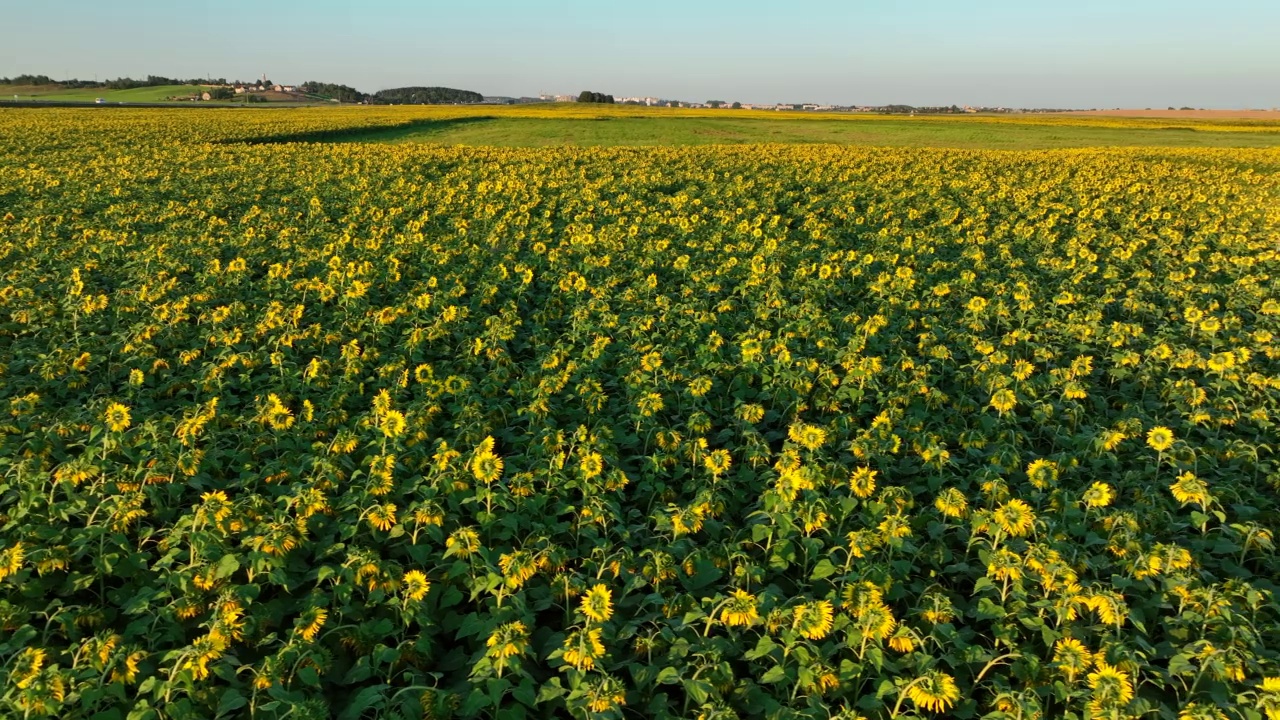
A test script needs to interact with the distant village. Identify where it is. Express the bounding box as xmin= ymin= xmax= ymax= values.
xmin=473 ymin=94 xmax=1043 ymax=114
xmin=167 ymin=76 xmax=307 ymax=102
xmin=0 ymin=71 xmax=1071 ymax=113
